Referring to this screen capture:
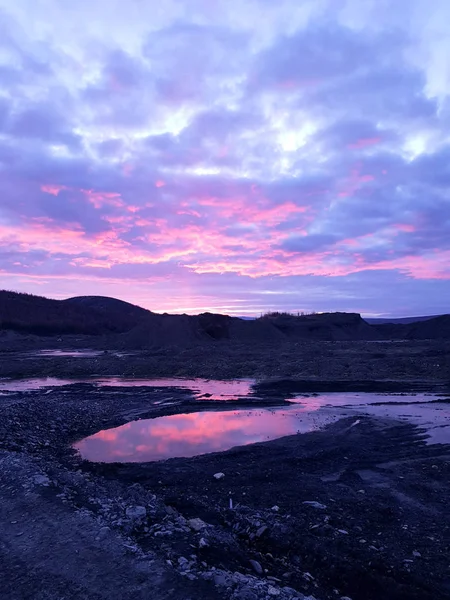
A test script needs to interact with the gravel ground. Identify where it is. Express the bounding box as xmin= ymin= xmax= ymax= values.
xmin=0 ymin=336 xmax=449 ymax=381
xmin=1 ymin=368 xmax=449 ymax=600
